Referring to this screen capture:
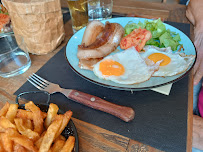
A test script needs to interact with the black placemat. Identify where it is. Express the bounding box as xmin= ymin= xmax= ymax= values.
xmin=15 ymin=21 xmax=190 ymax=152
